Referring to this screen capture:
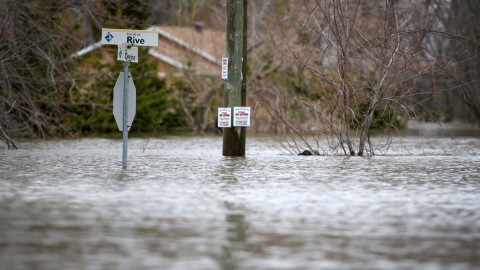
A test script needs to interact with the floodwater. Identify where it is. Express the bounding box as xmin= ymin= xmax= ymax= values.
xmin=0 ymin=136 xmax=479 ymax=270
